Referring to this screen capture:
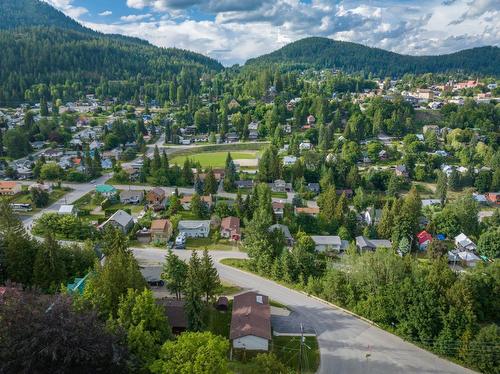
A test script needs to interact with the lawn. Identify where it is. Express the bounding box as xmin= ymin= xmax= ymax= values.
xmin=186 ymin=237 xmax=239 ymax=251
xmin=204 ymin=303 xmax=232 ymax=338
xmin=271 ymin=336 xmax=320 ymax=374
xmin=9 ymin=187 xmax=71 ymax=215
xmin=171 ymin=151 xmax=258 ymax=168
xmin=271 ymin=191 xmax=288 ymax=199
